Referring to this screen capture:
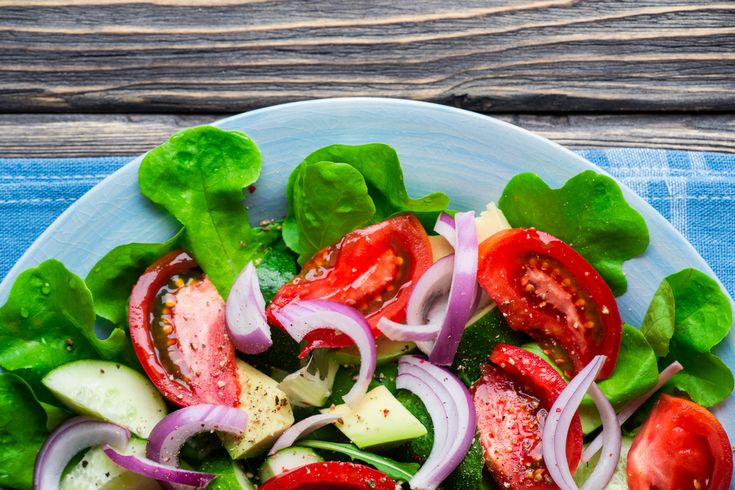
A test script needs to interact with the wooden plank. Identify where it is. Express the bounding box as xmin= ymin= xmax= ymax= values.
xmin=0 ymin=1 xmax=734 ymax=113
xmin=0 ymin=113 xmax=733 ymax=158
